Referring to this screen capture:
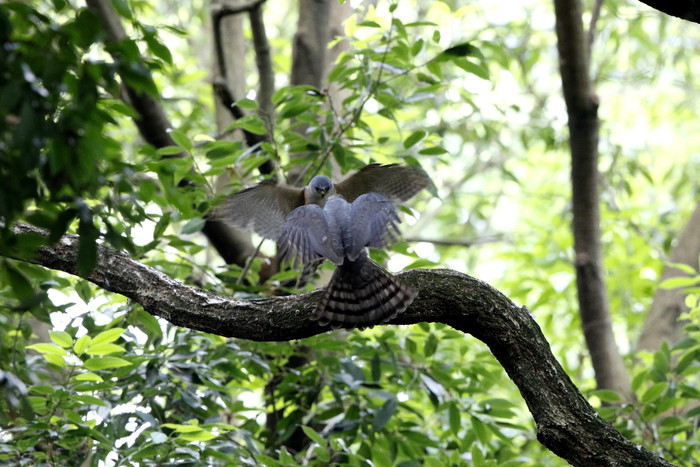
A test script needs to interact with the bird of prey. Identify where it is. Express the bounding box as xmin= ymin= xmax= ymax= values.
xmin=212 ymin=163 xmax=431 ymax=241
xmin=277 ymin=193 xmax=417 ymax=328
